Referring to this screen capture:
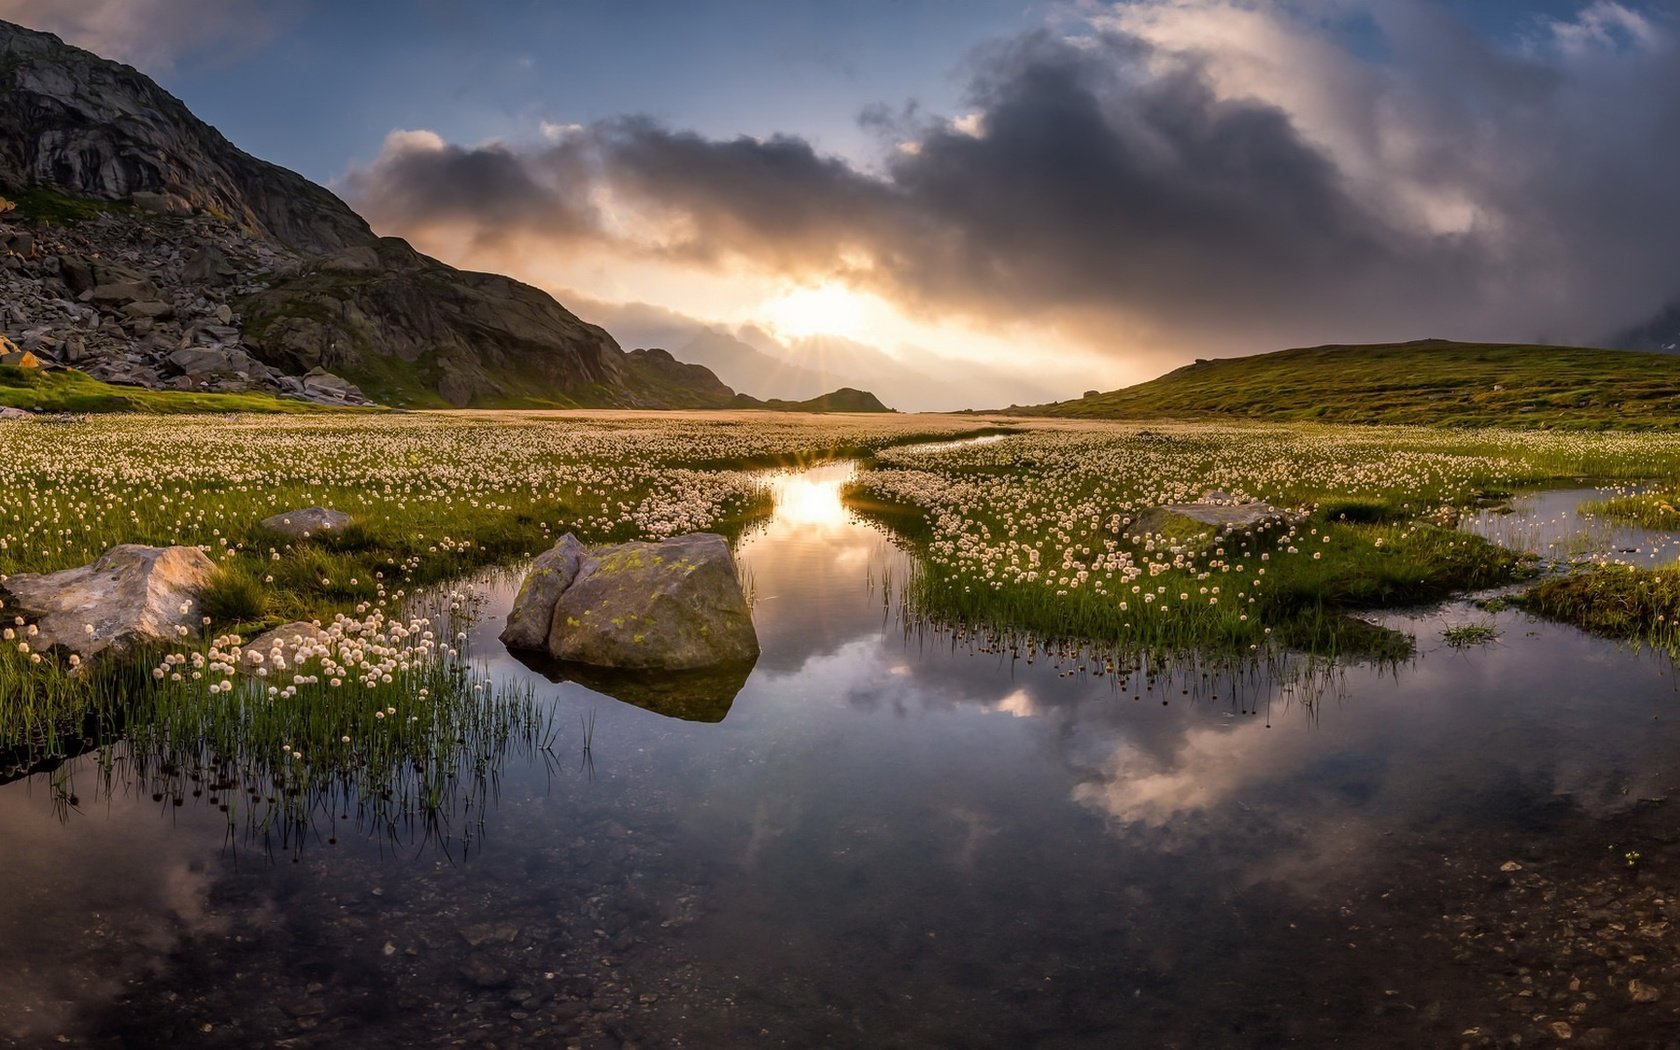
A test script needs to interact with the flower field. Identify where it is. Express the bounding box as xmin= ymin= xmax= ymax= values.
xmin=8 ymin=409 xmax=1680 ymax=825
xmin=847 ymin=420 xmax=1680 ymax=656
